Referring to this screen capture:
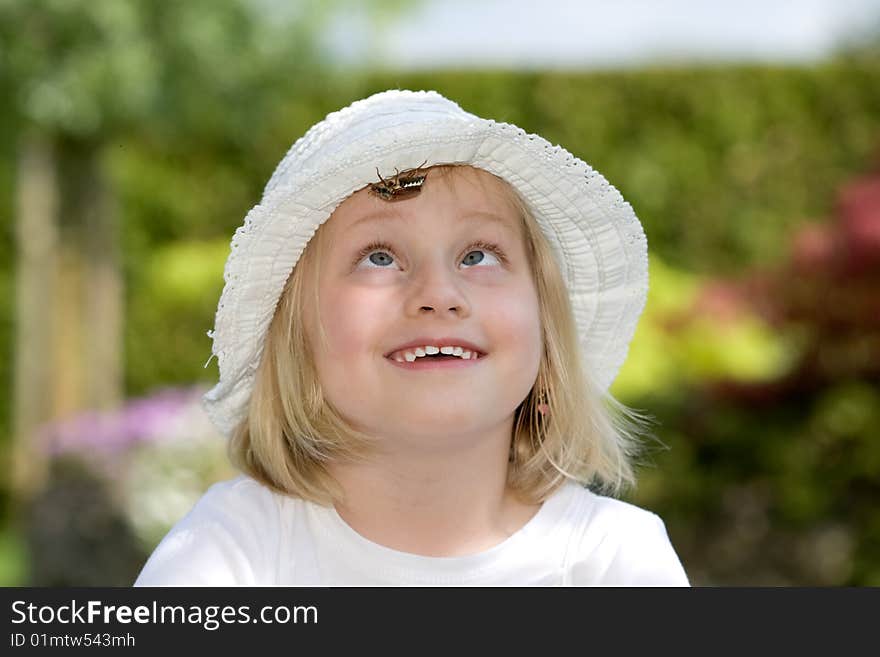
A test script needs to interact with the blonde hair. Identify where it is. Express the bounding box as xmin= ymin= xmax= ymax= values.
xmin=228 ymin=165 xmax=653 ymax=506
